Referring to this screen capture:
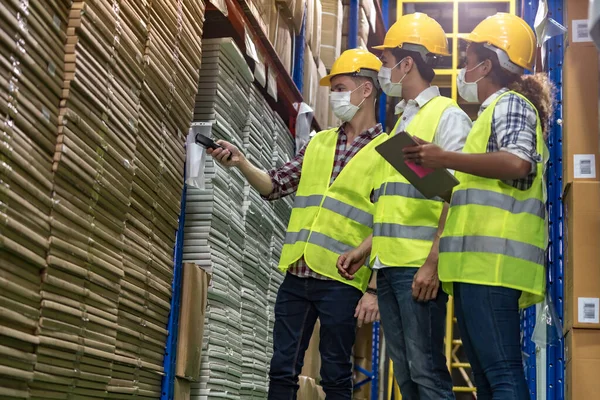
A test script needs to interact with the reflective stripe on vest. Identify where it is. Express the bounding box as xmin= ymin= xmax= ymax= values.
xmin=278 ymin=128 xmax=388 ymax=292
xmin=450 ymin=188 xmax=546 ymax=219
xmin=439 ymin=235 xmax=545 ymax=266
xmin=438 ymin=91 xmax=546 ymax=309
xmin=293 ymin=194 xmax=374 ymax=227
xmin=373 ymin=182 xmax=444 ymax=203
xmin=370 ymin=96 xmax=455 ymax=268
